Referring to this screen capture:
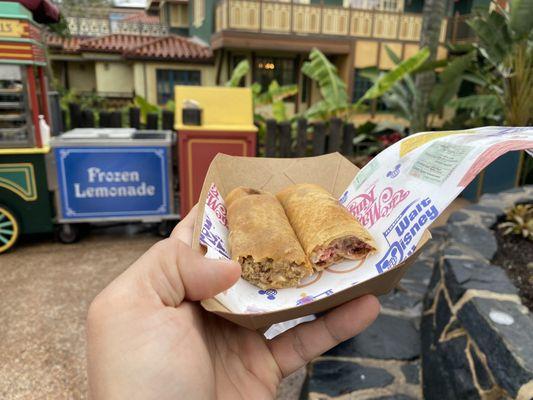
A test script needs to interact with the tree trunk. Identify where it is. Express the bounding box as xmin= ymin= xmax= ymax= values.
xmin=411 ymin=0 xmax=447 ymax=133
